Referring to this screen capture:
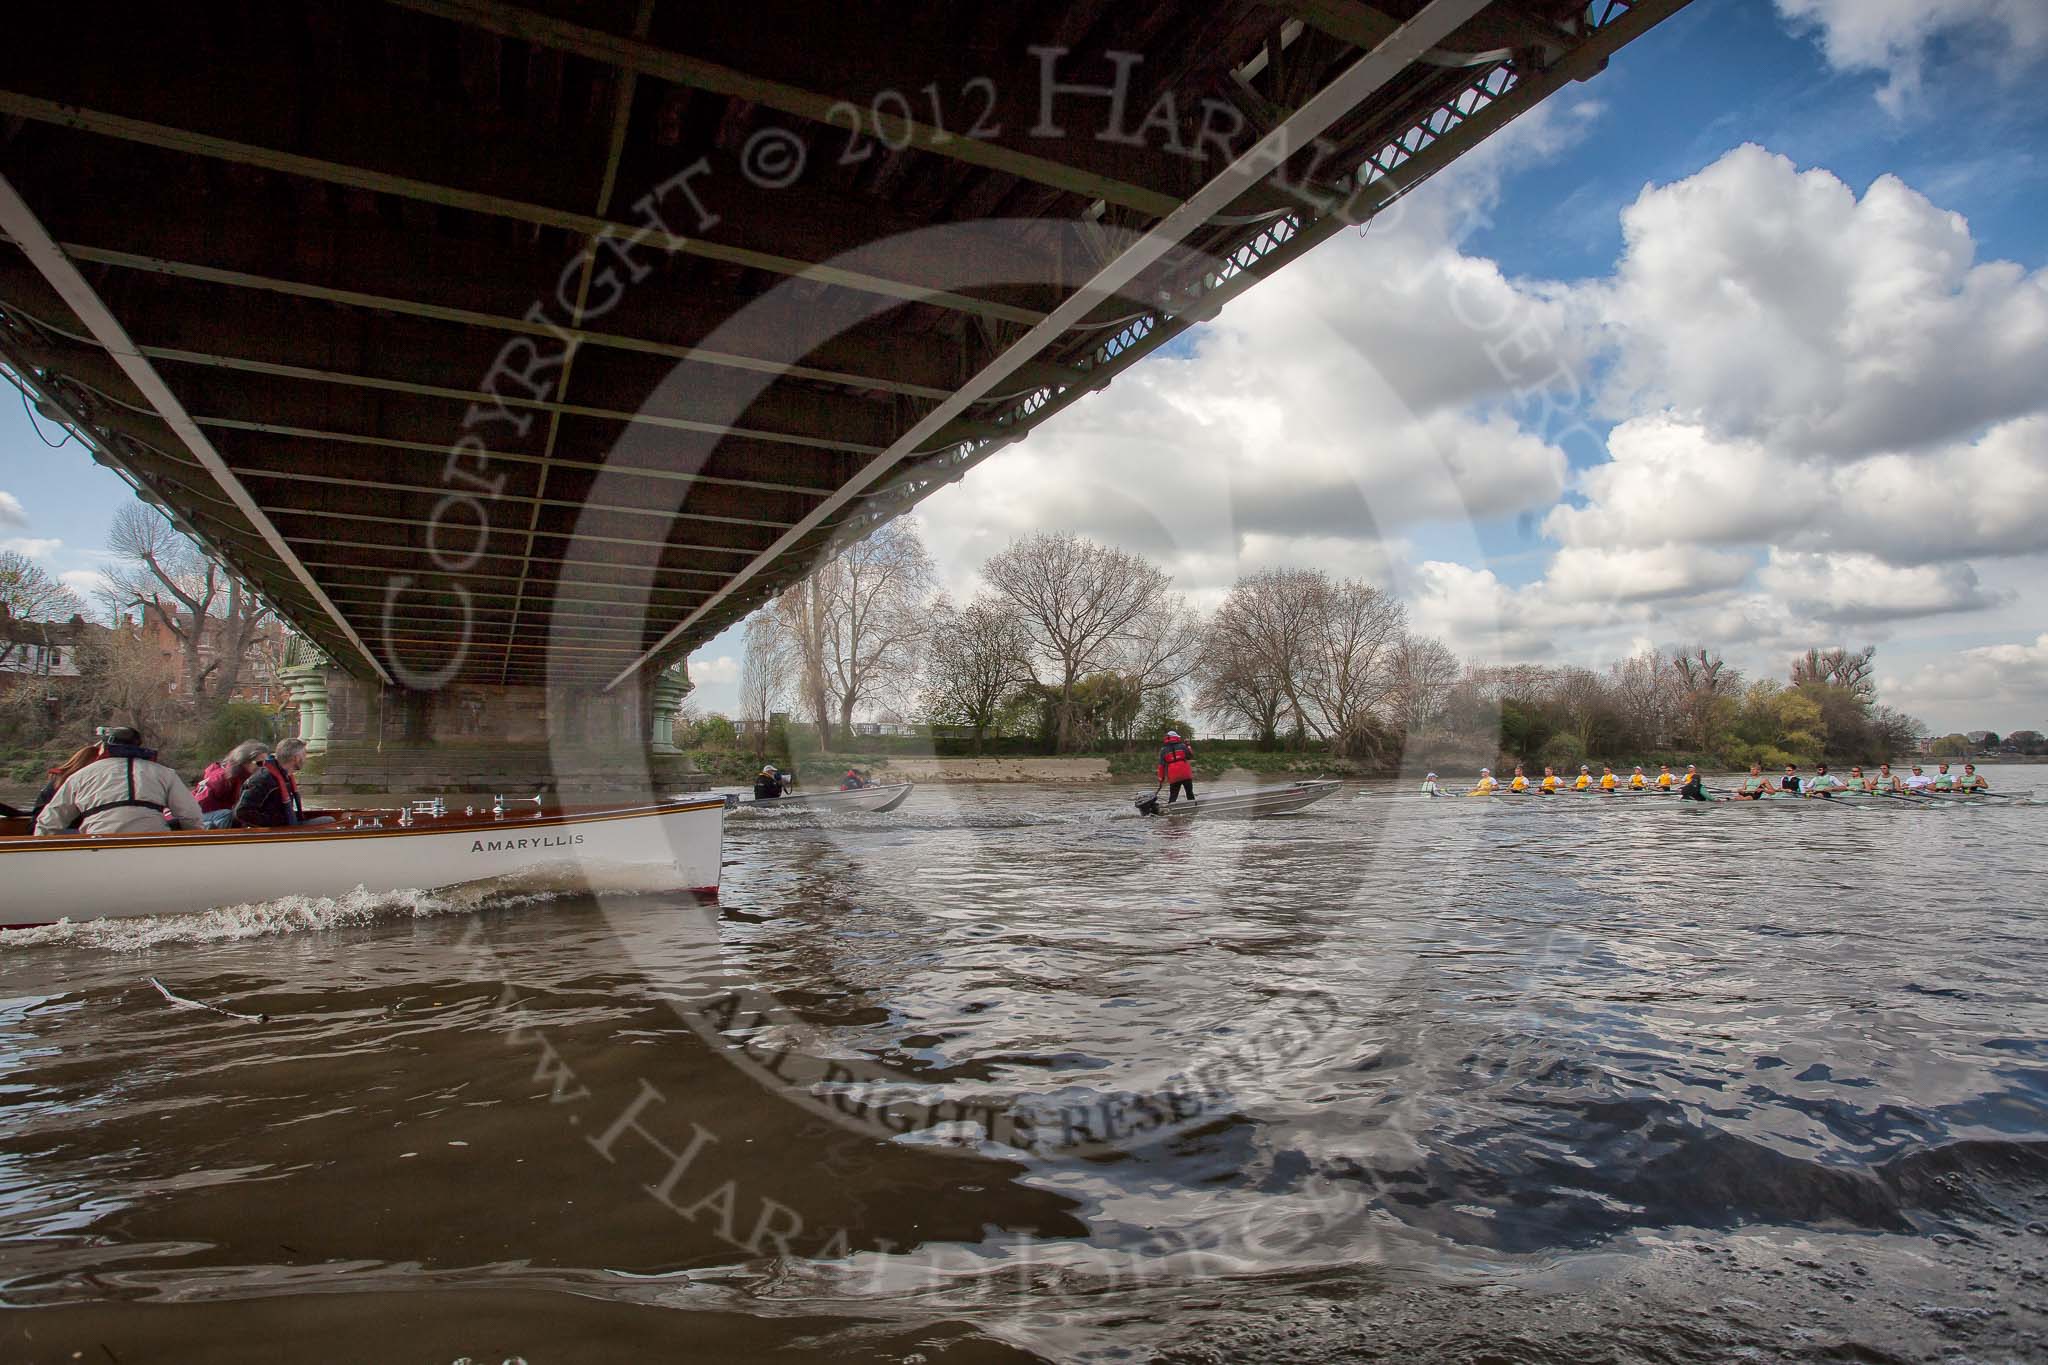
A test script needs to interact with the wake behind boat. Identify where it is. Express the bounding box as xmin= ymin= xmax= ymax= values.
xmin=723 ymin=781 xmax=916 ymax=814
xmin=1136 ymin=779 xmax=1342 ymax=819
xmin=0 ymin=796 xmax=725 ymax=928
